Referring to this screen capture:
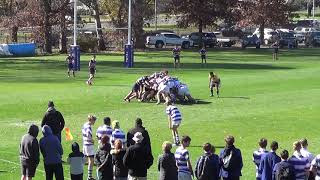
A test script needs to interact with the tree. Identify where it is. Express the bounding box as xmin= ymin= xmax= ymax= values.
xmin=100 ymin=0 xmax=153 ymax=49
xmin=239 ymin=0 xmax=295 ymax=43
xmin=80 ymin=0 xmax=106 ymax=50
xmin=169 ymin=0 xmax=236 ymax=47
